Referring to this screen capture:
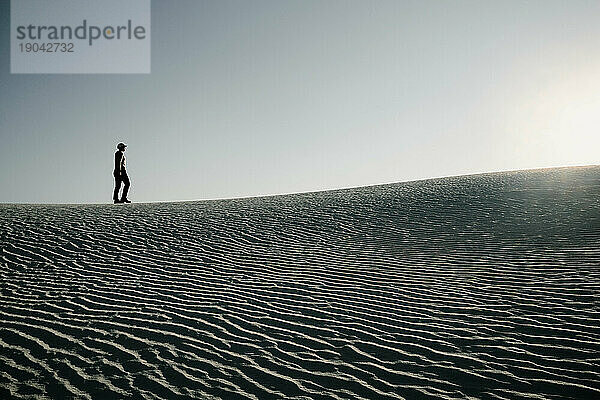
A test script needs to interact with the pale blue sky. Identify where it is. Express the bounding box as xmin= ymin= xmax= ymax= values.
xmin=1 ymin=0 xmax=599 ymax=203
